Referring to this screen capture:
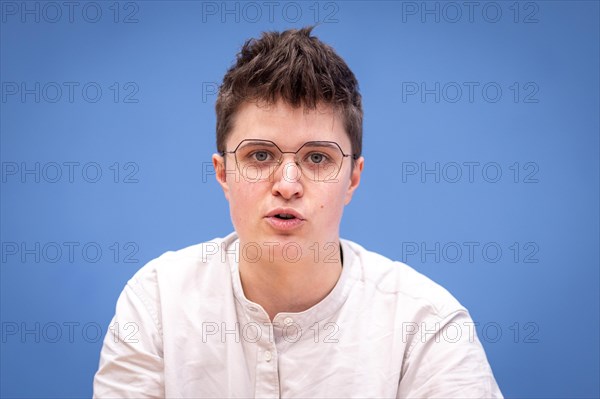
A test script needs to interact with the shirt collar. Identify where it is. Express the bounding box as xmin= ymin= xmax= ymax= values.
xmin=223 ymin=232 xmax=358 ymax=328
